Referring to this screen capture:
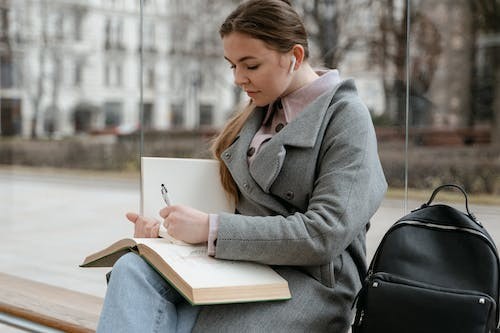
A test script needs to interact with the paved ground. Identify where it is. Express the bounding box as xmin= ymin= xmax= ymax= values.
xmin=1 ymin=166 xmax=500 ymax=300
